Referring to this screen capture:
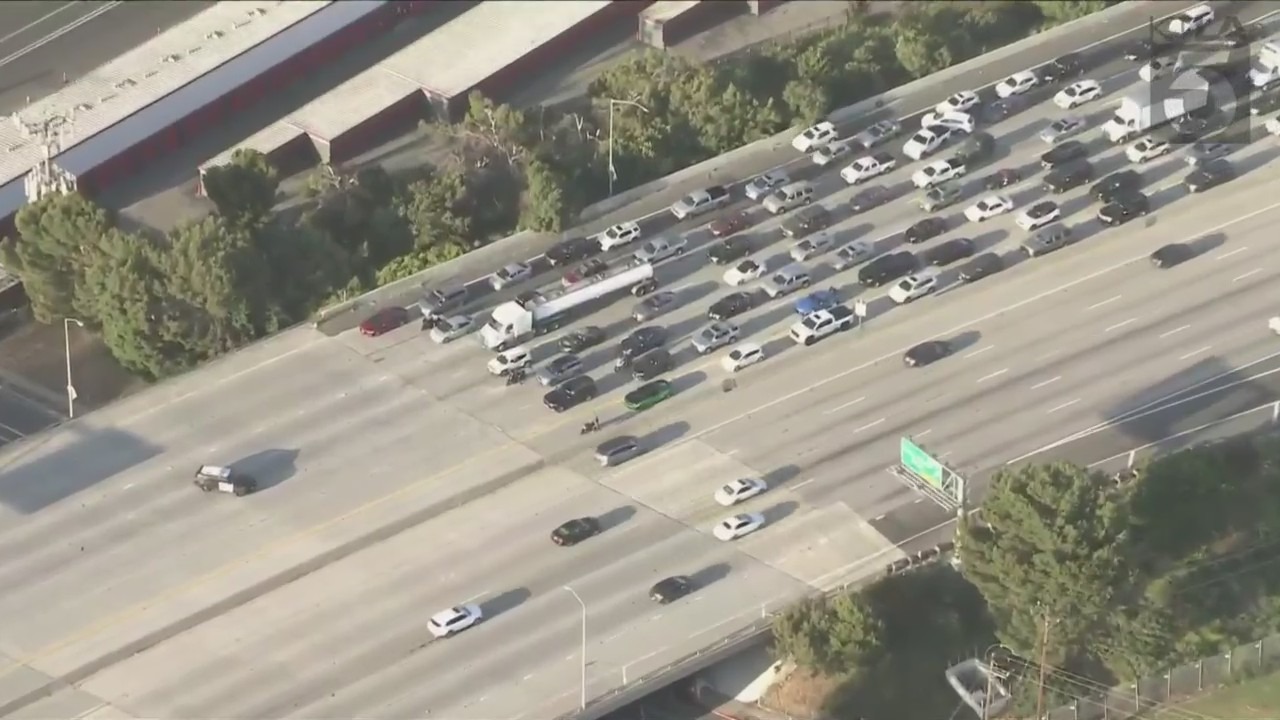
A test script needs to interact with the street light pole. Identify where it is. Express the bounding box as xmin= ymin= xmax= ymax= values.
xmin=63 ymin=318 xmax=84 ymax=418
xmin=564 ymin=585 xmax=587 ymax=709
xmin=606 ymin=98 xmax=649 ymax=198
